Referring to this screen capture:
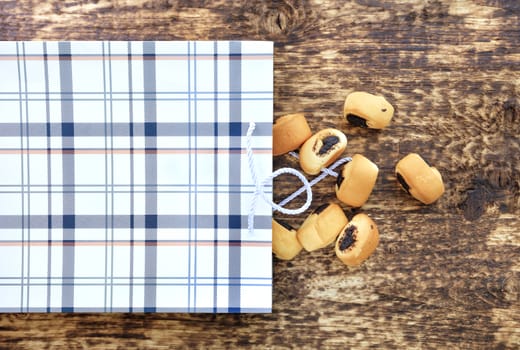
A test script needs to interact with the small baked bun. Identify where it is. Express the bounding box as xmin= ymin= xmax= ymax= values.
xmin=344 ymin=91 xmax=394 ymax=129
xmin=299 ymin=128 xmax=347 ymax=175
xmin=335 ymin=154 xmax=378 ymax=207
xmin=297 ymin=203 xmax=348 ymax=252
xmin=273 ymin=113 xmax=312 ymax=156
xmin=335 ymin=213 xmax=379 ymax=267
xmin=272 ymin=219 xmax=302 ymax=260
xmin=395 ymin=153 xmax=444 ymax=204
